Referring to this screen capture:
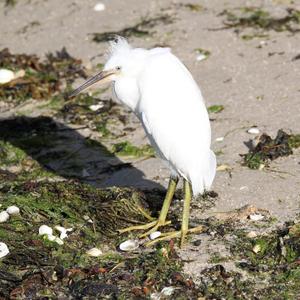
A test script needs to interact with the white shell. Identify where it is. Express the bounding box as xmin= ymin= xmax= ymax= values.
xmin=6 ymin=205 xmax=20 ymax=215
xmin=89 ymin=103 xmax=104 ymax=111
xmin=86 ymin=247 xmax=103 ymax=257
xmin=161 ymin=287 xmax=176 ymax=296
xmin=215 ymin=137 xmax=224 ymax=142
xmin=39 ymin=225 xmax=53 ymax=236
xmin=47 ymin=234 xmax=56 ymax=241
xmin=0 ymin=242 xmax=9 ymax=258
xmin=0 ymin=69 xmax=15 ymax=84
xmin=249 ymin=213 xmax=264 ymax=221
xmin=247 ymin=127 xmax=260 ymax=135
xmin=55 ymin=226 xmax=73 ymax=240
xmin=0 ymin=211 xmax=10 ymax=223
xmin=119 ymin=239 xmax=139 ymax=252
xmin=54 ymin=237 xmax=64 ymax=245
xmin=196 ymin=54 xmax=207 ymax=61
xmin=94 ymin=3 xmax=106 ymax=11
xmin=149 ymin=231 xmax=161 ymax=240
